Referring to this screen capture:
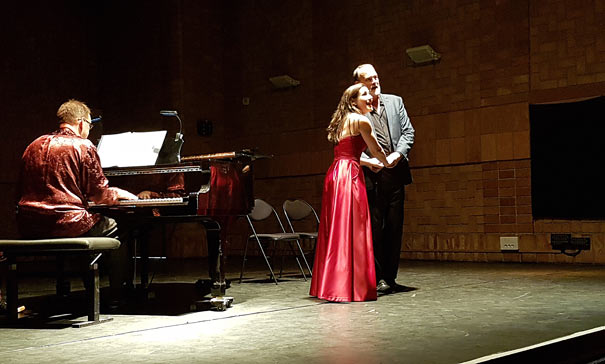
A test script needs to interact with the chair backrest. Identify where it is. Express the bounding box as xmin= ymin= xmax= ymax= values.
xmin=283 ymin=199 xmax=319 ymax=233
xmin=249 ymin=199 xmax=274 ymax=221
xmin=248 ymin=199 xmax=288 ymax=232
